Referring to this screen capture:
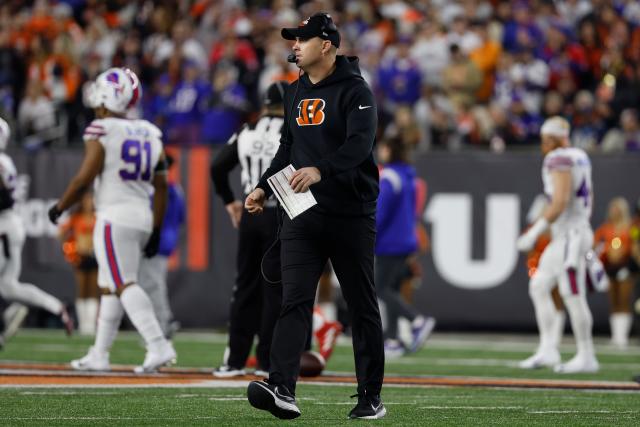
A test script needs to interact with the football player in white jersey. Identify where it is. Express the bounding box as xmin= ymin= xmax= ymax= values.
xmin=516 ymin=116 xmax=599 ymax=373
xmin=0 ymin=117 xmax=74 ymax=338
xmin=48 ymin=68 xmax=176 ymax=373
